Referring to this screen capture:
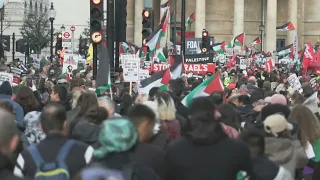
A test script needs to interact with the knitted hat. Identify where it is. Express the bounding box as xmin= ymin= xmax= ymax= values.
xmin=264 ymin=114 xmax=293 ymax=137
xmin=270 ymin=94 xmax=287 ymax=105
xmin=261 ymin=104 xmax=291 ymax=121
xmin=94 ymin=118 xmax=138 ymax=159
